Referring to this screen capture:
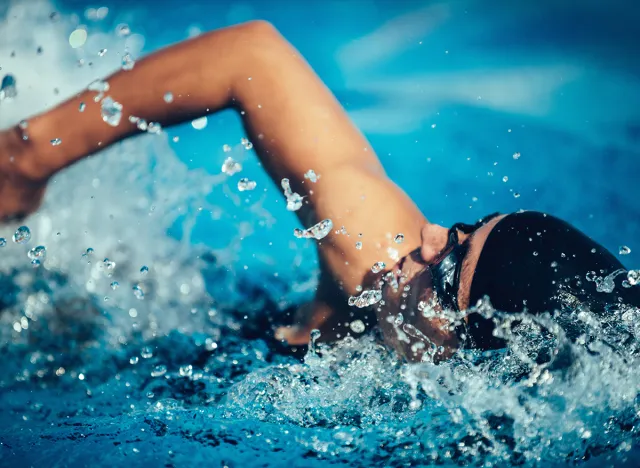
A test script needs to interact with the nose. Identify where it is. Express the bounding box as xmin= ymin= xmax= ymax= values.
xmin=420 ymin=223 xmax=448 ymax=263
